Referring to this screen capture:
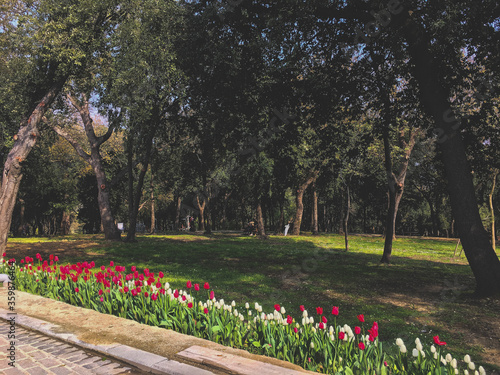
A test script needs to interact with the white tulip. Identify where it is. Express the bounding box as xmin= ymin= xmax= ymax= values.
xmin=451 ymin=359 xmax=457 ymax=369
